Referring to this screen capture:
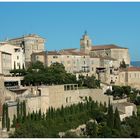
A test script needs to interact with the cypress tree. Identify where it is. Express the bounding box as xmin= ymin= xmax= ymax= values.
xmin=5 ymin=104 xmax=9 ymax=130
xmin=7 ymin=117 xmax=10 ymax=131
xmin=27 ymin=113 xmax=31 ymax=121
xmin=114 ymin=108 xmax=121 ymax=130
xmin=20 ymin=102 xmax=23 ymax=117
xmin=42 ymin=113 xmax=45 ymax=120
xmin=35 ymin=111 xmax=37 ymax=121
xmin=46 ymin=109 xmax=48 ymax=120
xmin=17 ymin=101 xmax=20 ymax=120
xmin=61 ymin=105 xmax=64 ymax=117
xmin=32 ymin=110 xmax=35 ymax=121
xmin=12 ymin=114 xmax=17 ymax=127
xmin=107 ymin=104 xmax=114 ymax=129
xmin=38 ymin=109 xmax=41 ymax=120
xmin=2 ymin=104 xmax=6 ymax=129
xmin=86 ymin=122 xmax=97 ymax=138
xmin=23 ymin=101 xmax=26 ymax=117
xmin=31 ymin=112 xmax=33 ymax=120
